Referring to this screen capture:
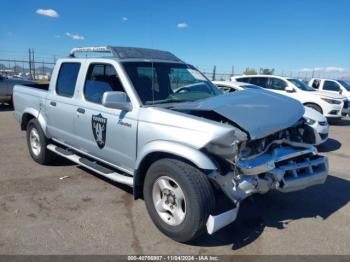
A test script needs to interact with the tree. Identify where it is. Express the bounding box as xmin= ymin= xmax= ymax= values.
xmin=259 ymin=68 xmax=275 ymax=75
xmin=243 ymin=68 xmax=257 ymax=75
